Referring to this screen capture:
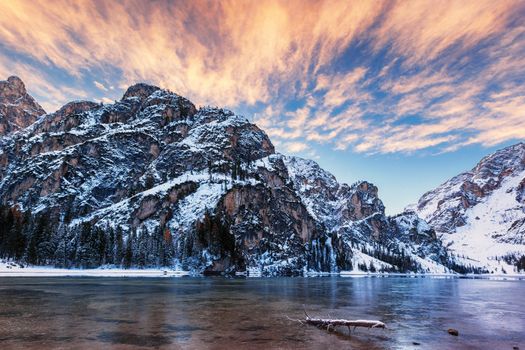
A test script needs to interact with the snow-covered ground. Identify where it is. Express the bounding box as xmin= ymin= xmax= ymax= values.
xmin=2 ymin=260 xmax=522 ymax=279
xmin=339 ymin=271 xmax=524 ymax=280
xmin=0 ymin=261 xmax=189 ymax=277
